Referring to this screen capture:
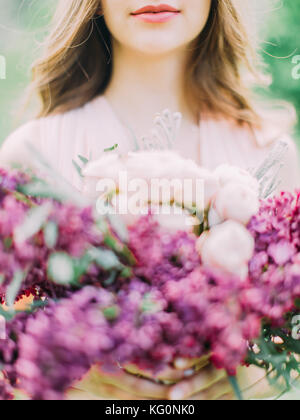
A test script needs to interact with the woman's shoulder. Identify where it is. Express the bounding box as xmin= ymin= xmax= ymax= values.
xmin=0 ymin=95 xmax=122 ymax=181
xmin=0 ymin=99 xmax=97 ymax=169
xmin=233 ymin=117 xmax=300 ymax=191
xmin=249 ymin=111 xmax=300 ymax=191
xmin=200 ymin=114 xmax=300 ymax=191
xmin=0 ymin=119 xmax=42 ymax=168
